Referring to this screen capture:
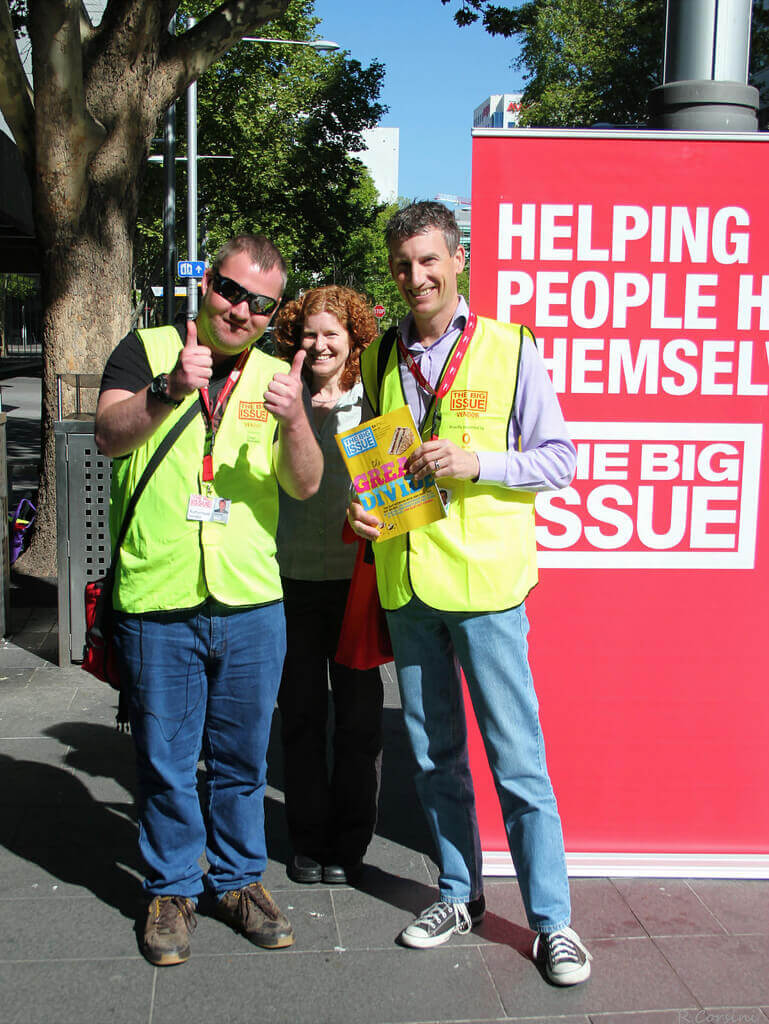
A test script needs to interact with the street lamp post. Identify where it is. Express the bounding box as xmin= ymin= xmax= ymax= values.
xmin=164 ymin=31 xmax=341 ymax=322
xmin=163 ymin=13 xmax=177 ymax=324
xmin=241 ymin=37 xmax=340 ymax=54
xmin=186 ymin=16 xmax=199 ymax=317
